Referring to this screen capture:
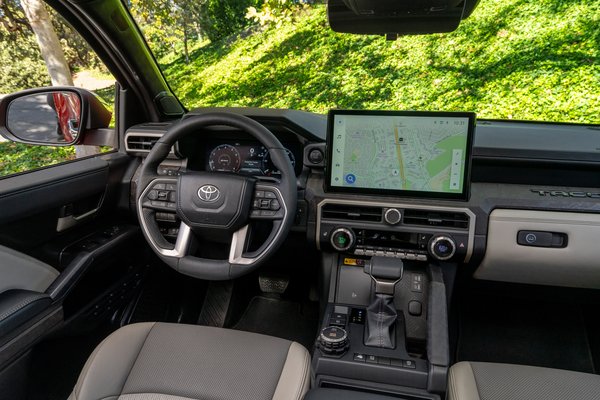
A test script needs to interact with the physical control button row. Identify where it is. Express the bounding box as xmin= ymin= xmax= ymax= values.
xmin=353 ymin=247 xmax=427 ymax=261
xmin=253 ymin=199 xmax=280 ymax=211
xmin=147 ymin=183 xmax=177 ymax=209
xmin=254 ymin=190 xmax=277 ymax=199
xmin=353 ymin=353 xmax=416 ymax=369
xmin=251 ymin=189 xmax=283 ymax=218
